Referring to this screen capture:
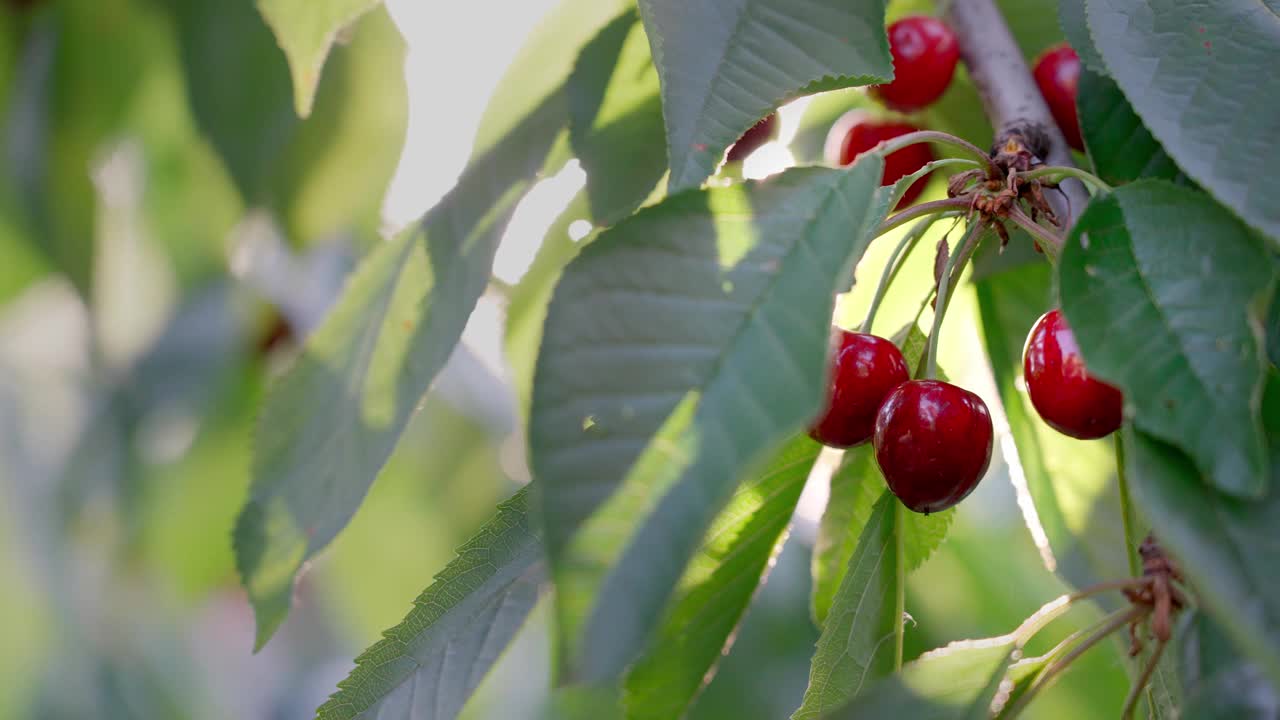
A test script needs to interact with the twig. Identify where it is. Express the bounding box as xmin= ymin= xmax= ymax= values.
xmin=1121 ymin=636 xmax=1167 ymax=720
xmin=944 ymin=0 xmax=1090 ymax=227
xmin=1002 ymin=606 xmax=1149 ymax=719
